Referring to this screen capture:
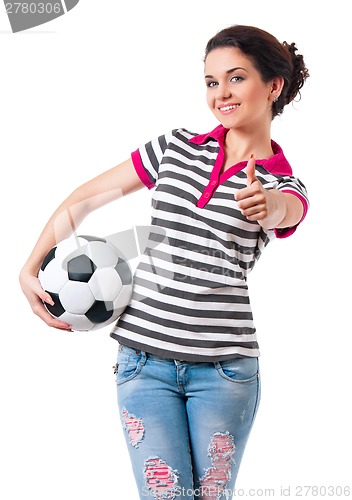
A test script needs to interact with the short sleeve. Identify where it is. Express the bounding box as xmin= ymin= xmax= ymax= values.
xmin=131 ymin=129 xmax=177 ymax=190
xmin=272 ymin=175 xmax=309 ymax=238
